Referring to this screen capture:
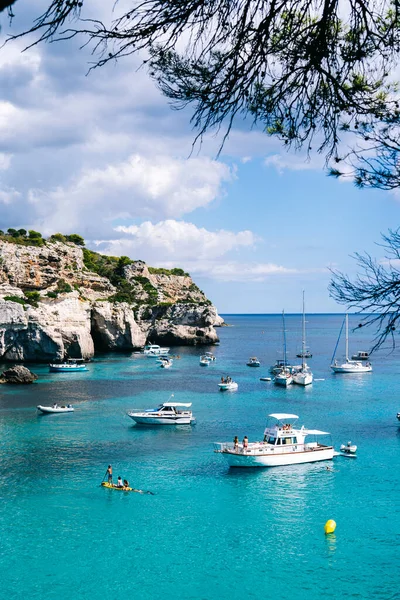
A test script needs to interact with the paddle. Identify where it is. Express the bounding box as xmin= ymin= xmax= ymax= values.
xmin=100 ymin=469 xmax=109 ymax=485
xmin=133 ymin=489 xmax=155 ymax=495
